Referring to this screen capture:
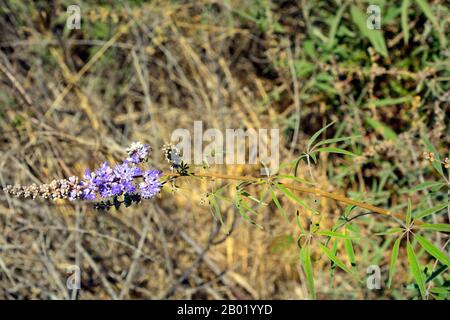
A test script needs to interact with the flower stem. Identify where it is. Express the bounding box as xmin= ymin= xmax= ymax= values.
xmin=163 ymin=171 xmax=420 ymax=225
